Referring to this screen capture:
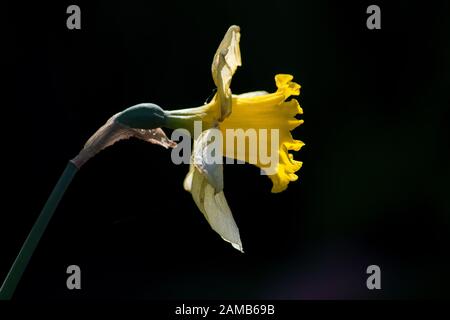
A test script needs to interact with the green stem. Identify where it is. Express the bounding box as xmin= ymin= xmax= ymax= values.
xmin=0 ymin=161 xmax=78 ymax=300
